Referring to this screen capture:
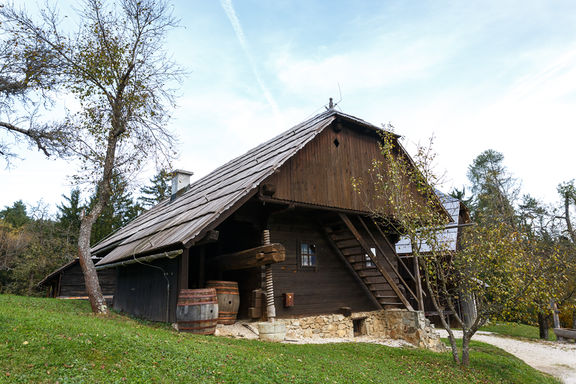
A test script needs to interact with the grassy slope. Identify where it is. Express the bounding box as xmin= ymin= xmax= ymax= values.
xmin=0 ymin=295 xmax=559 ymax=384
xmin=481 ymin=322 xmax=555 ymax=341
